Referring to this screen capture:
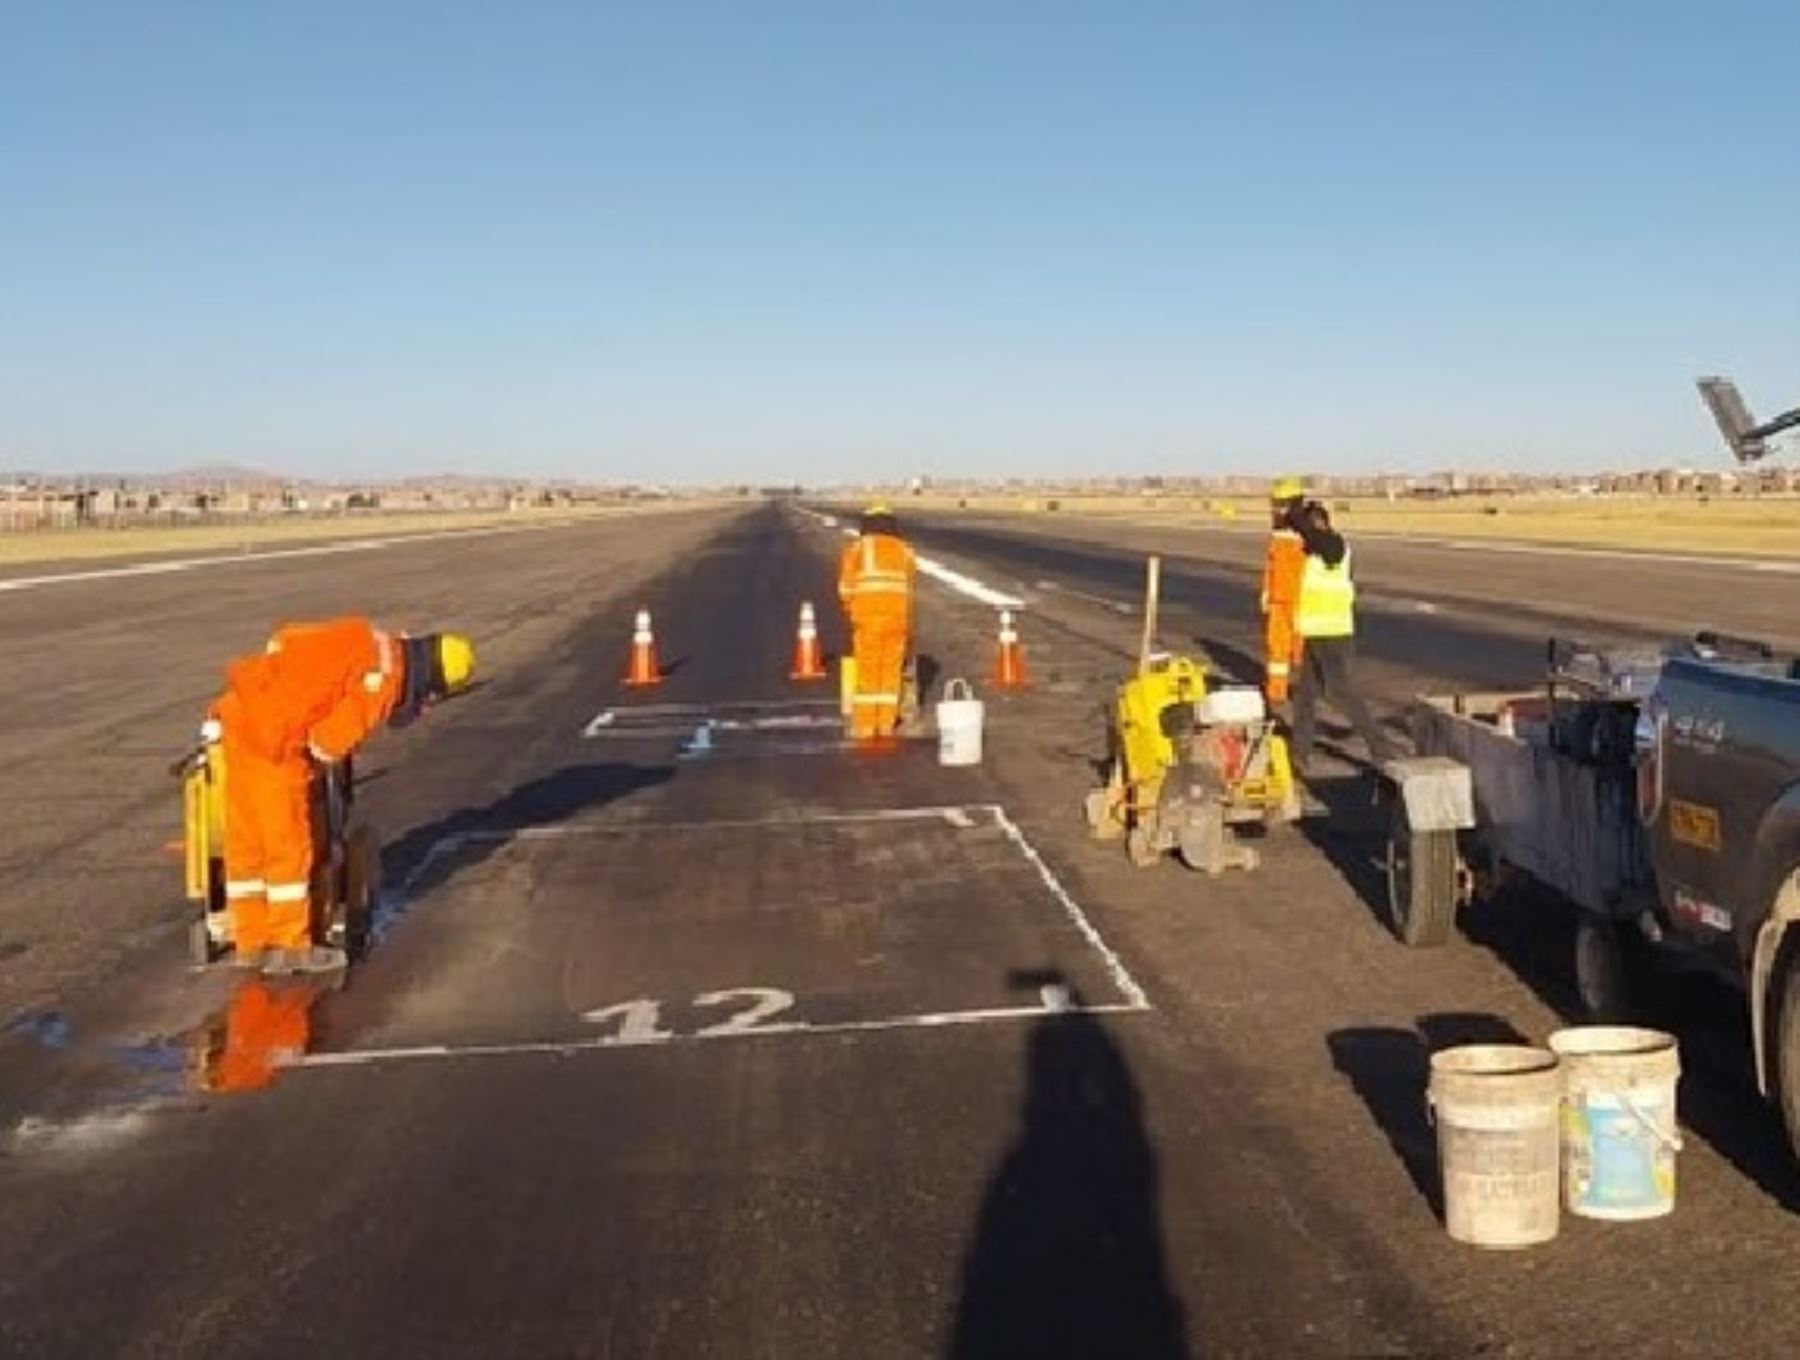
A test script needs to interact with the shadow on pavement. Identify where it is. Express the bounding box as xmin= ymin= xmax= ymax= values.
xmin=1296 ymin=771 xmax=1394 ymax=936
xmin=1328 ymin=1013 xmax=1531 ymax=1220
xmin=383 ymin=761 xmax=676 ymax=903
xmin=947 ymin=981 xmax=1188 ymax=1360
